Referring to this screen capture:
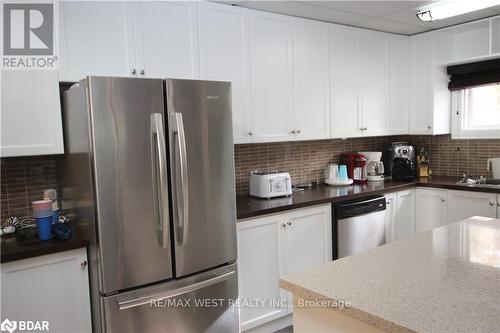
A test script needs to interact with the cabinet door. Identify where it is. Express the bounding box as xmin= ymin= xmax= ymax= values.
xmin=248 ymin=11 xmax=292 ymax=142
xmin=237 ymin=216 xmax=287 ymax=331
xmin=198 ymin=2 xmax=250 ymax=144
xmin=0 ymin=248 xmax=91 ymax=332
xmin=385 ymin=192 xmax=397 ymax=243
xmin=409 ymin=33 xmax=432 ymax=134
xmin=59 ymin=1 xmax=135 ymax=81
xmin=416 ymin=188 xmax=448 ymax=233
xmin=389 ymin=35 xmax=410 ymax=135
xmin=134 ymin=1 xmax=199 ymax=79
xmin=330 ymin=25 xmax=361 ymax=138
xmin=448 ymin=190 xmax=497 ymax=223
xmin=291 ymin=18 xmax=330 ymax=141
xmin=281 ymin=205 xmax=332 ymax=311
xmin=1 ymin=70 xmax=64 ymax=157
xmin=359 ymin=30 xmax=390 ymax=137
xmin=497 ymin=195 xmax=500 ymax=218
xmin=396 ymin=189 xmax=416 ymax=240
